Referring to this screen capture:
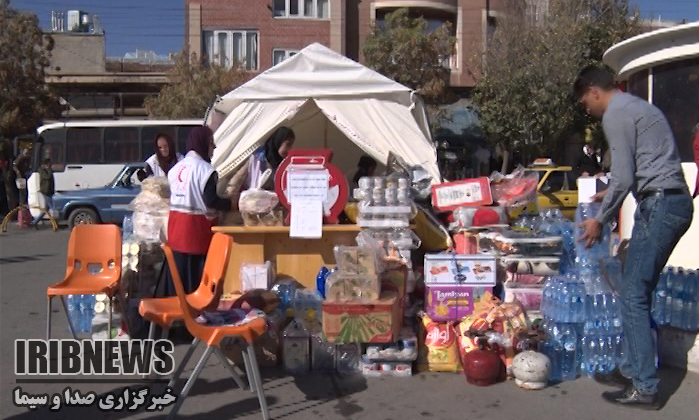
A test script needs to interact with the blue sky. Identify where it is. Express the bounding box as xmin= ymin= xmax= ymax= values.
xmin=11 ymin=0 xmax=699 ymax=57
